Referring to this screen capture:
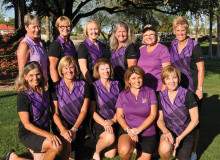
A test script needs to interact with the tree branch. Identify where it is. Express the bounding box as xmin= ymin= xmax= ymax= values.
xmin=72 ymin=0 xmax=92 ymax=19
